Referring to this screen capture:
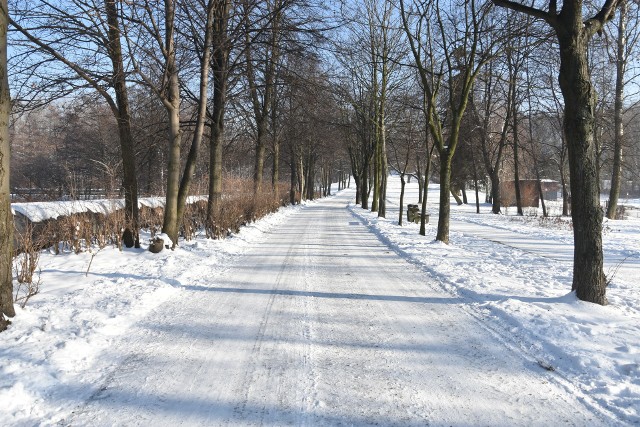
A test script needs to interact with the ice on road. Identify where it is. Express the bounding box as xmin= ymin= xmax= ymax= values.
xmin=67 ymin=191 xmax=605 ymax=426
